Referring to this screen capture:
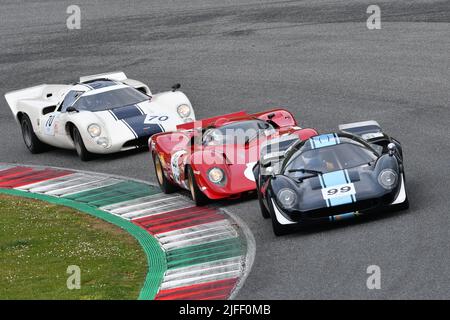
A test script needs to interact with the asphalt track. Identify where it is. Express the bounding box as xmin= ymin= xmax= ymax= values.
xmin=0 ymin=0 xmax=449 ymax=299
